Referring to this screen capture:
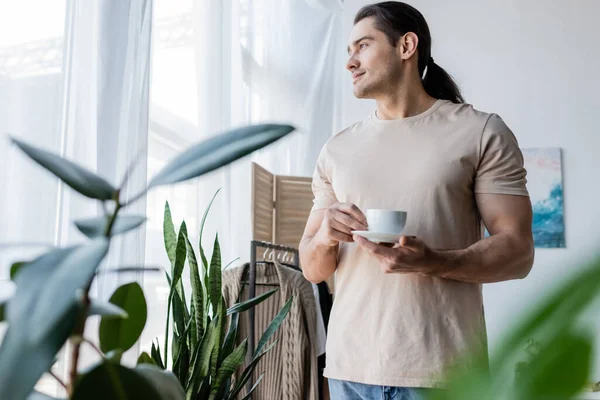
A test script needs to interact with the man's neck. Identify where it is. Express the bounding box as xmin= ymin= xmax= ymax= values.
xmin=375 ymin=88 xmax=437 ymax=120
